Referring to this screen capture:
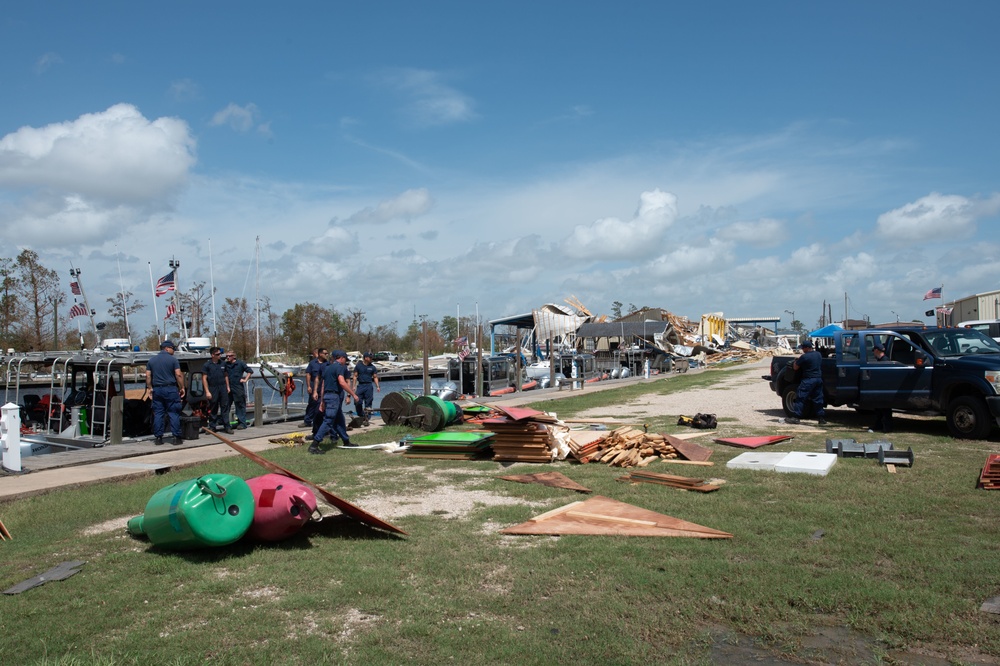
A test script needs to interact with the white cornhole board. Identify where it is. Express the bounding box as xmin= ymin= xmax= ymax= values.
xmin=727 ymin=451 xmax=837 ymax=476
xmin=774 ymin=451 xmax=837 ymax=476
xmin=726 ymin=452 xmax=790 ymax=472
